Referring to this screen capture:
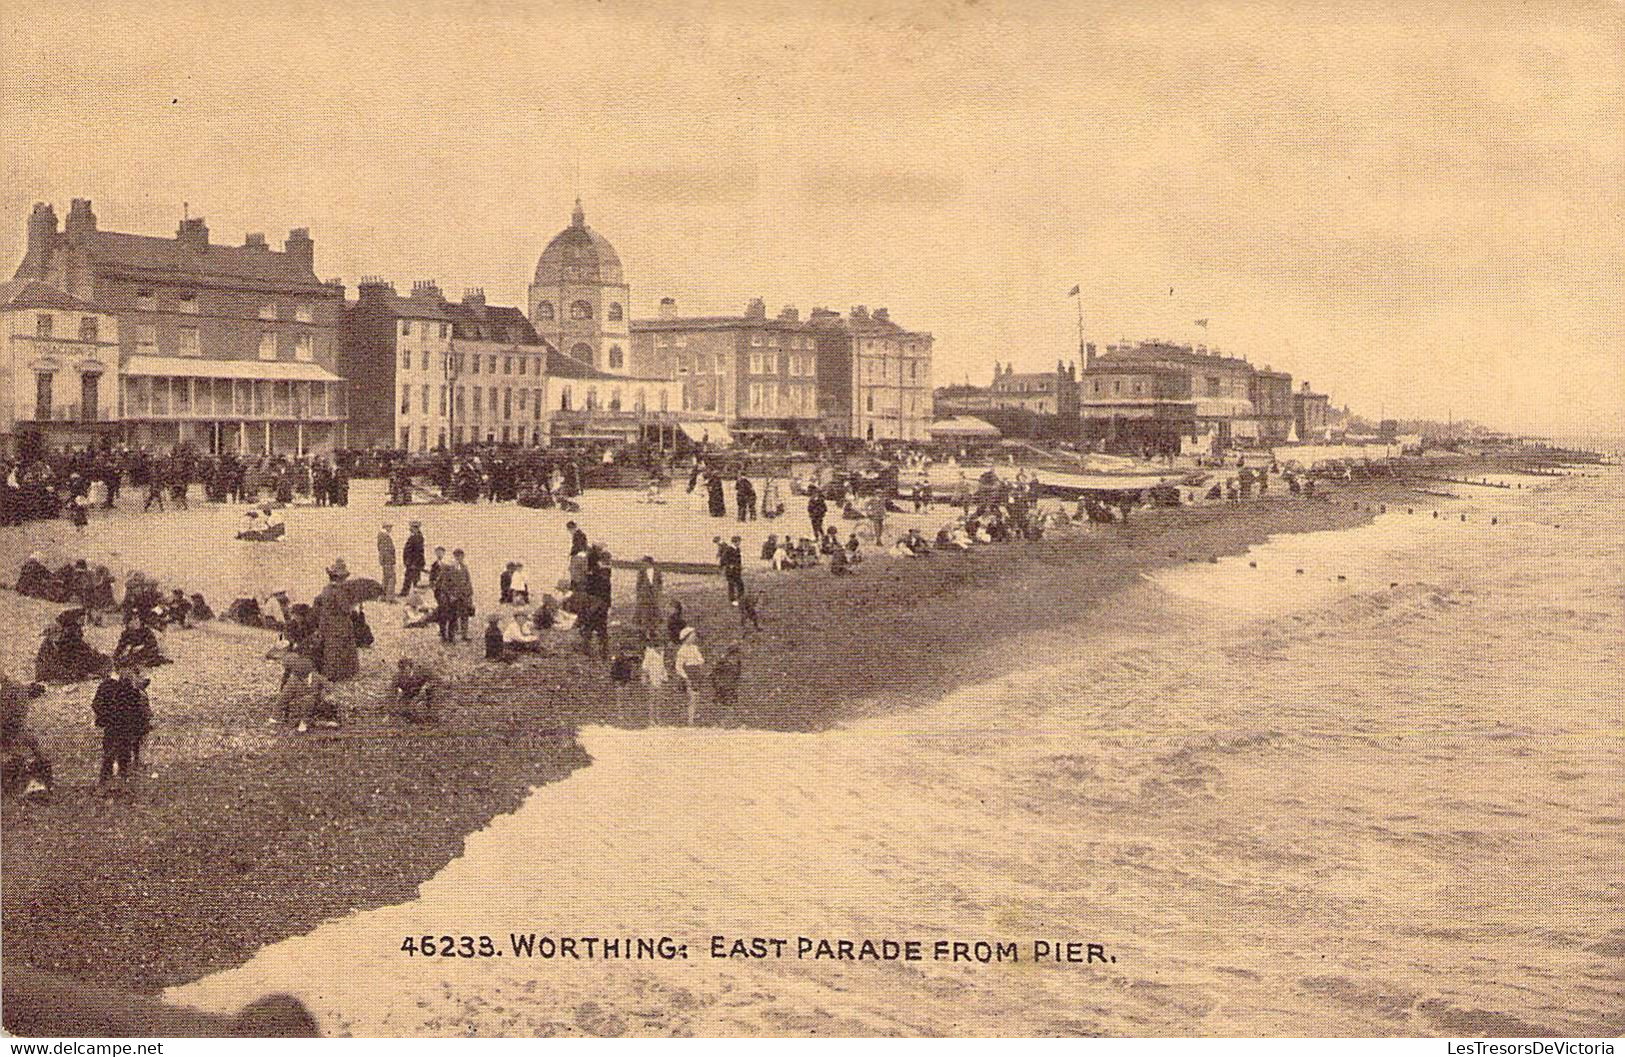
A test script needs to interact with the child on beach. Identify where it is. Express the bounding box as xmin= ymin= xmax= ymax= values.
xmin=711 ymin=643 xmax=742 ymax=727
xmin=610 ymin=649 xmax=640 ymax=723
xmin=641 ymin=637 xmax=668 ymax=726
xmin=674 ymin=625 xmax=705 ymax=725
